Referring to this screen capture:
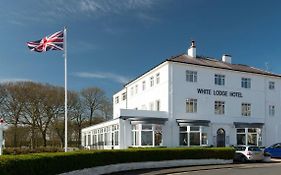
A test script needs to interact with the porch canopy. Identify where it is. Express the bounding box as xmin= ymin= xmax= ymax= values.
xmin=233 ymin=122 xmax=264 ymax=128
xmin=119 ymin=109 xmax=168 ymax=125
xmin=176 ymin=119 xmax=210 ymax=127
